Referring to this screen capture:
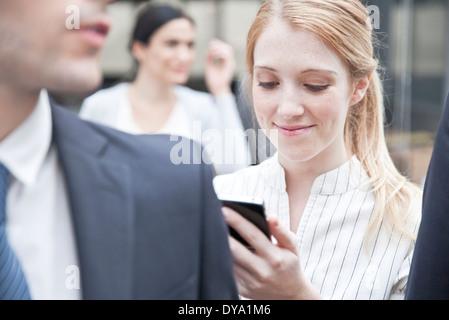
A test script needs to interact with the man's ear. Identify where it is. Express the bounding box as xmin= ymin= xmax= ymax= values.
xmin=350 ymin=74 xmax=371 ymax=106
